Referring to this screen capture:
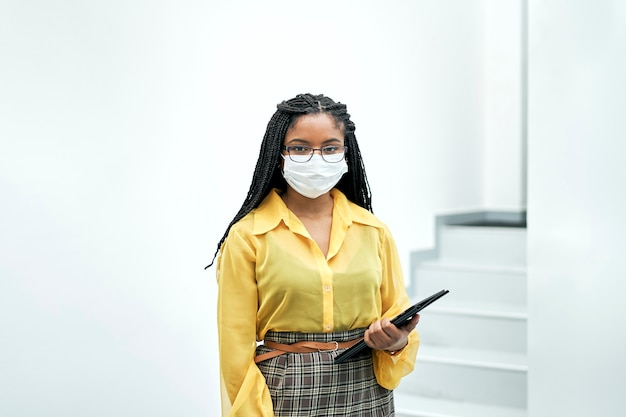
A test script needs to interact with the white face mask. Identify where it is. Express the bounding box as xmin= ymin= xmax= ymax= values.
xmin=281 ymin=154 xmax=348 ymax=199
